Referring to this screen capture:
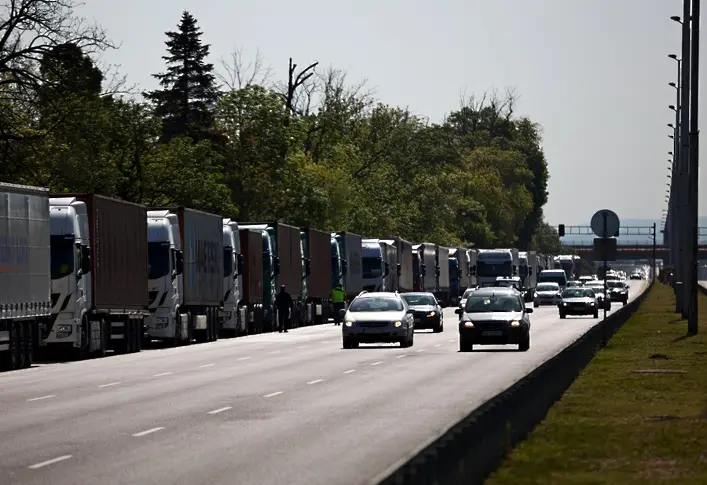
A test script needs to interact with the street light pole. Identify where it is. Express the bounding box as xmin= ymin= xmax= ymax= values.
xmin=673 ymin=10 xmax=691 ymax=318
xmin=688 ymin=0 xmax=700 ymax=334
